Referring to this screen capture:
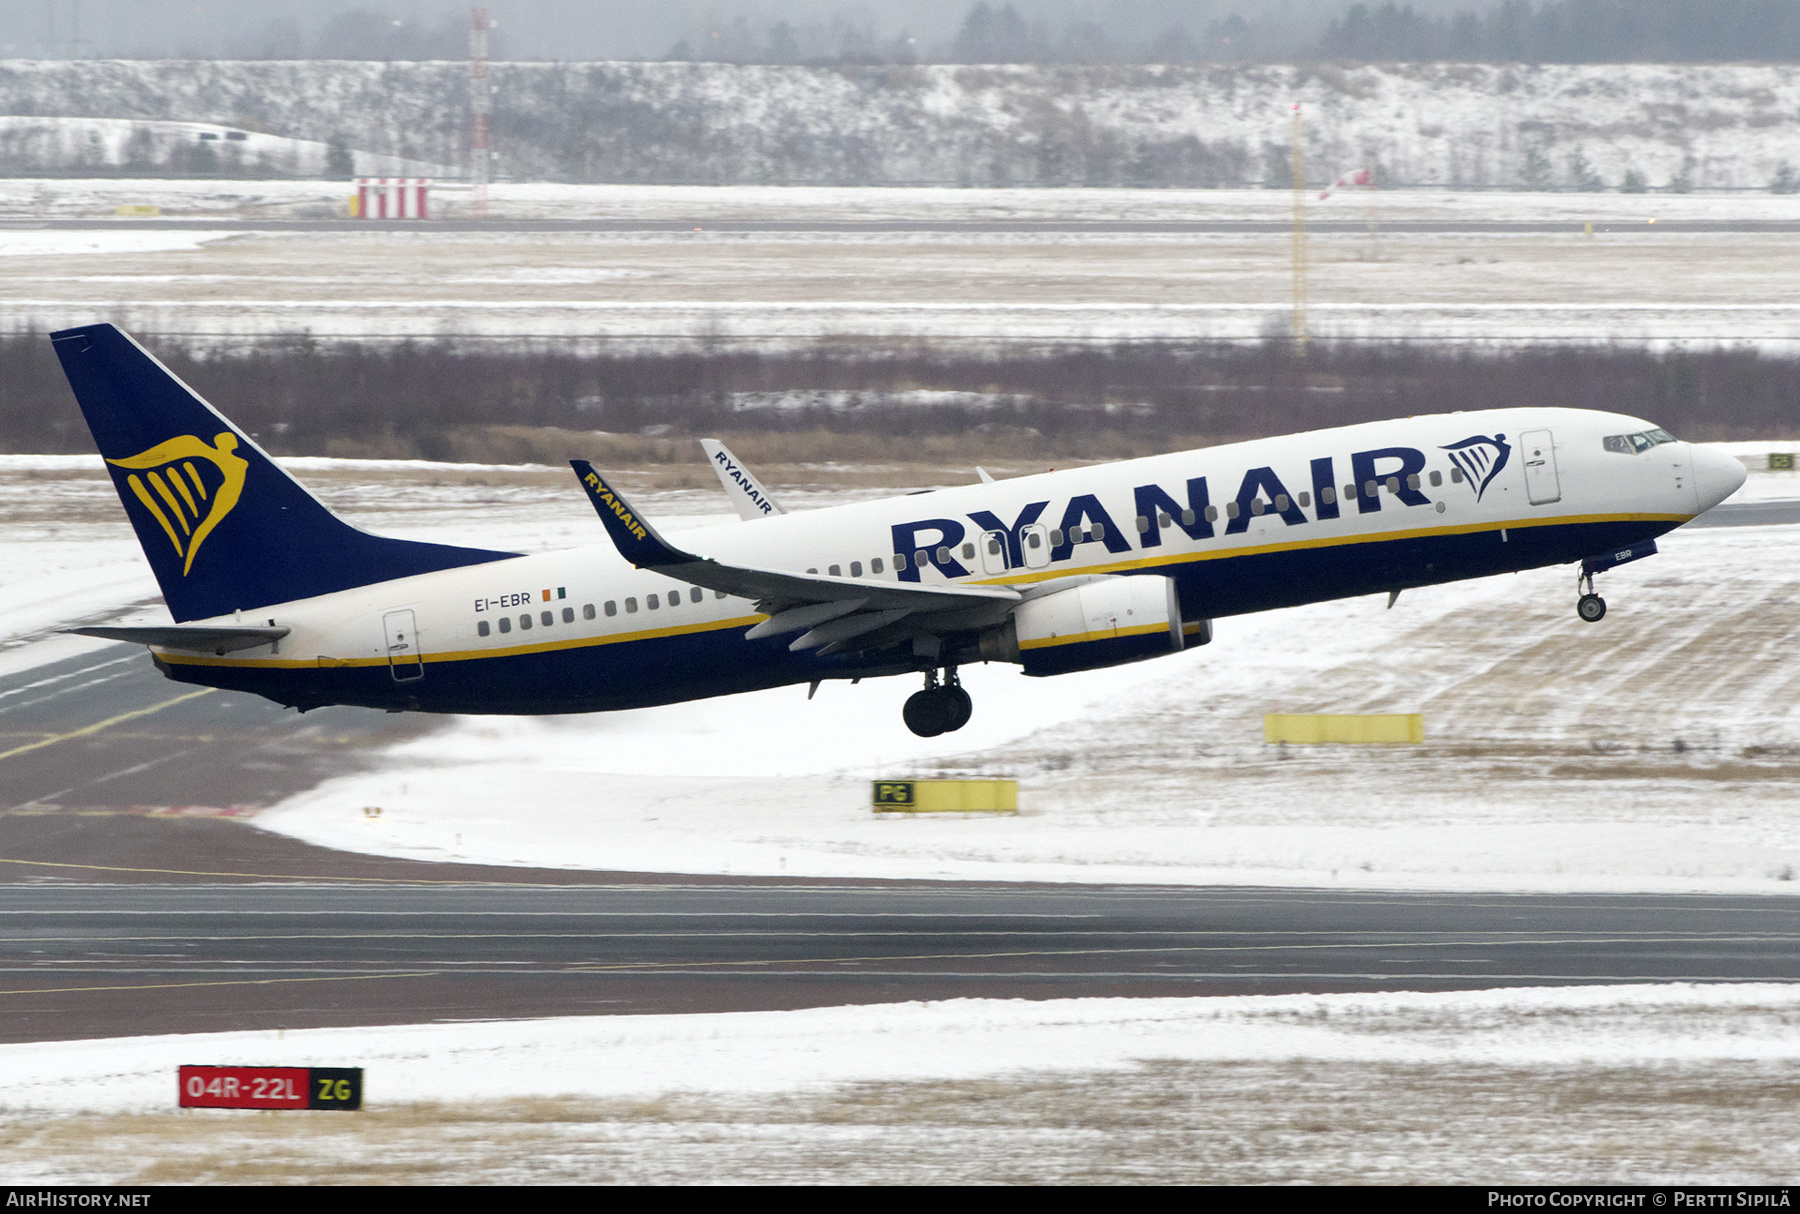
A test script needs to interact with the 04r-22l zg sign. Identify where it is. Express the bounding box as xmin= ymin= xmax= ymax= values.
xmin=178 ymin=1065 xmax=363 ymax=1110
